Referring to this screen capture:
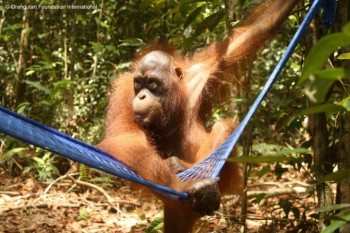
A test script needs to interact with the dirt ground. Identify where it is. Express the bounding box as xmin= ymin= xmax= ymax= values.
xmin=0 ymin=164 xmax=319 ymax=233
